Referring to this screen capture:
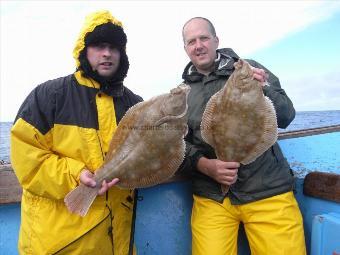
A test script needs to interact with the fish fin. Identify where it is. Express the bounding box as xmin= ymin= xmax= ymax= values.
xmin=201 ymin=92 xmax=220 ymax=146
xmin=104 ymin=100 xmax=153 ymax=164
xmin=241 ymin=97 xmax=278 ymax=164
xmin=183 ymin=125 xmax=188 ymax=137
xmin=64 ymin=184 xmax=99 ymax=217
xmin=221 ymin=184 xmax=229 ymax=195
